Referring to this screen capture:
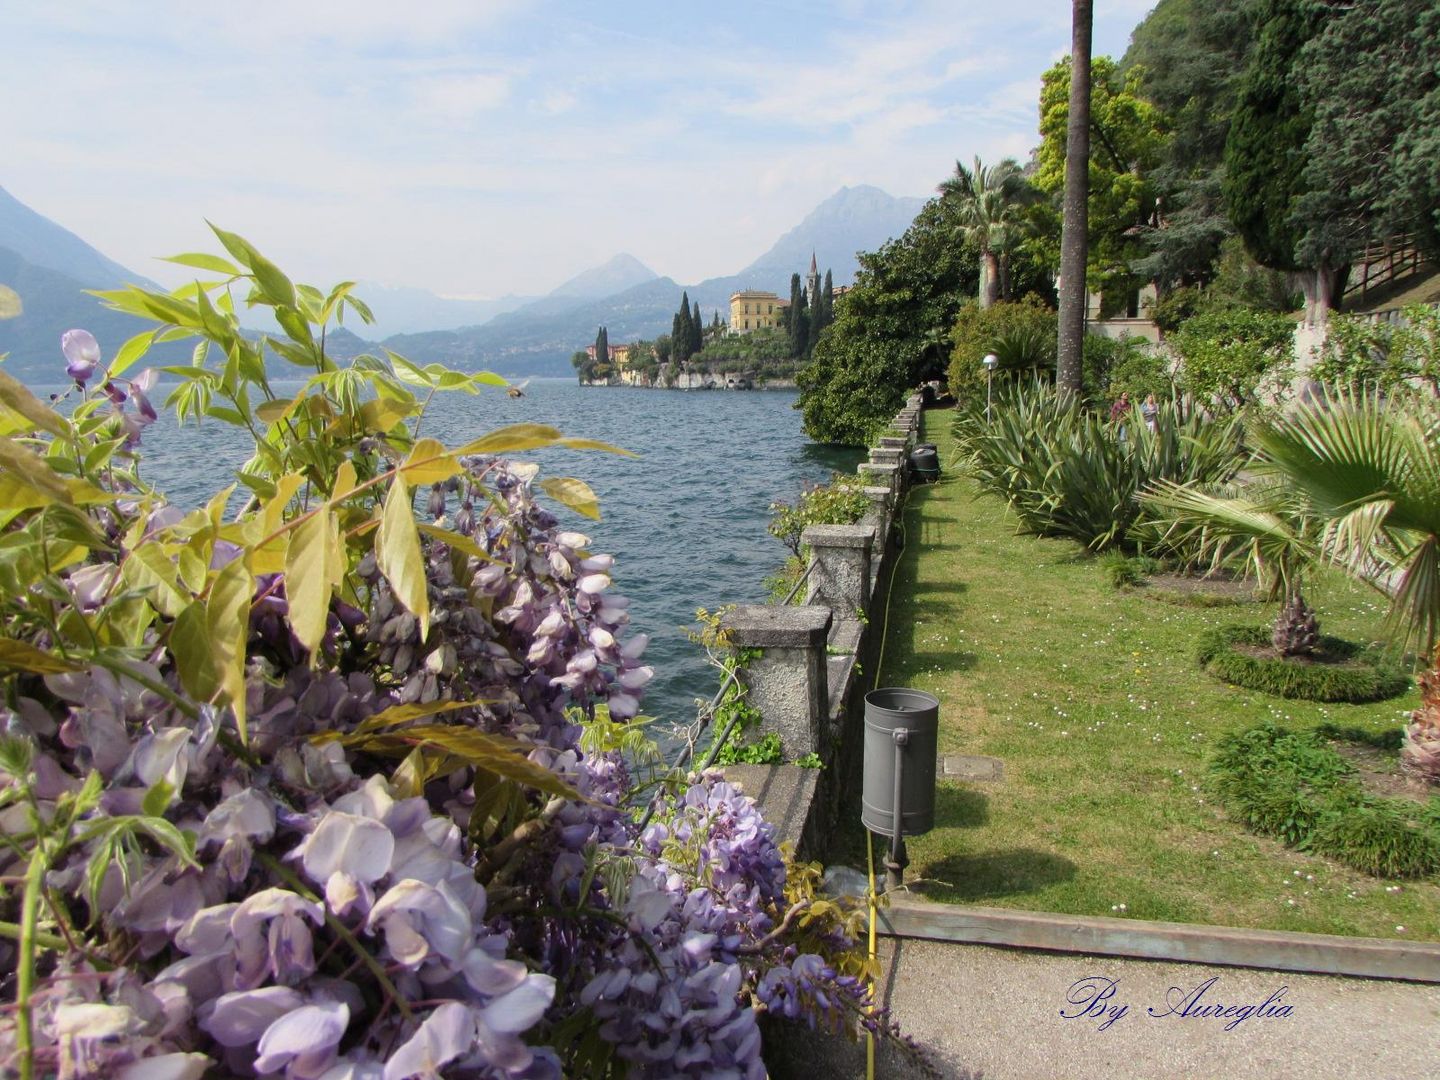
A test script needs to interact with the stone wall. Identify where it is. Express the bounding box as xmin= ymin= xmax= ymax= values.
xmin=718 ymin=394 xmax=924 ymax=857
